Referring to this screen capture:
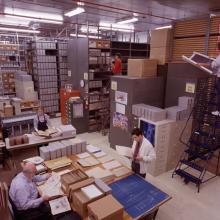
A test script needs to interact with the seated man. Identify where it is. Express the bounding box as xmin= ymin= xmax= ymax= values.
xmin=9 ymin=162 xmax=53 ymax=220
